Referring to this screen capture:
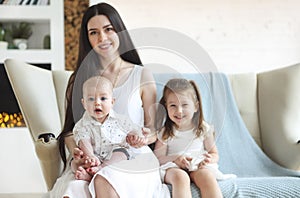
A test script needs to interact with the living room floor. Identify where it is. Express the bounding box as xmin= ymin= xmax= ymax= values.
xmin=0 ymin=128 xmax=47 ymax=196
